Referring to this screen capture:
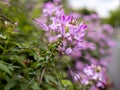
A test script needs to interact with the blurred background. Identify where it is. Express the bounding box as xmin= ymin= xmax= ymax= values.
xmin=67 ymin=0 xmax=120 ymax=90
